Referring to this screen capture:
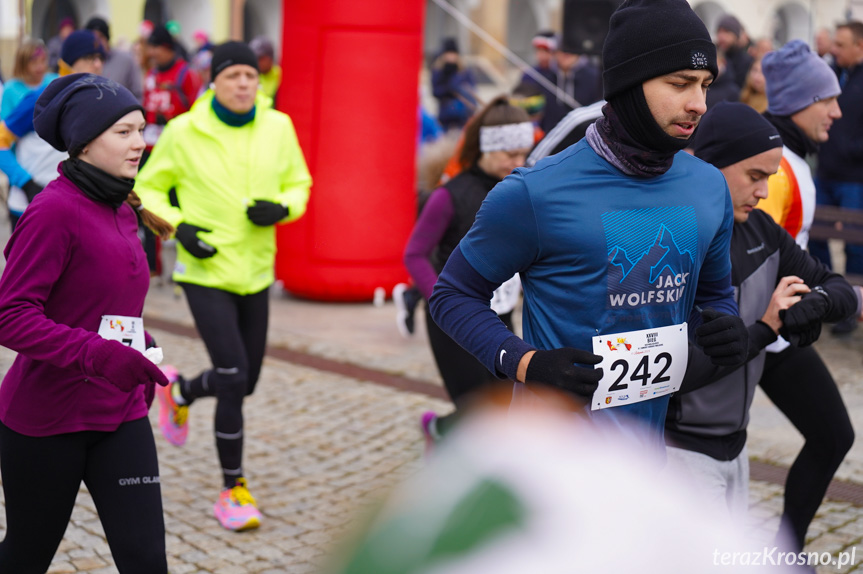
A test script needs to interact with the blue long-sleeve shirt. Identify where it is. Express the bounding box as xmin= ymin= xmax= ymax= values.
xmin=429 ymin=139 xmax=737 ymax=450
